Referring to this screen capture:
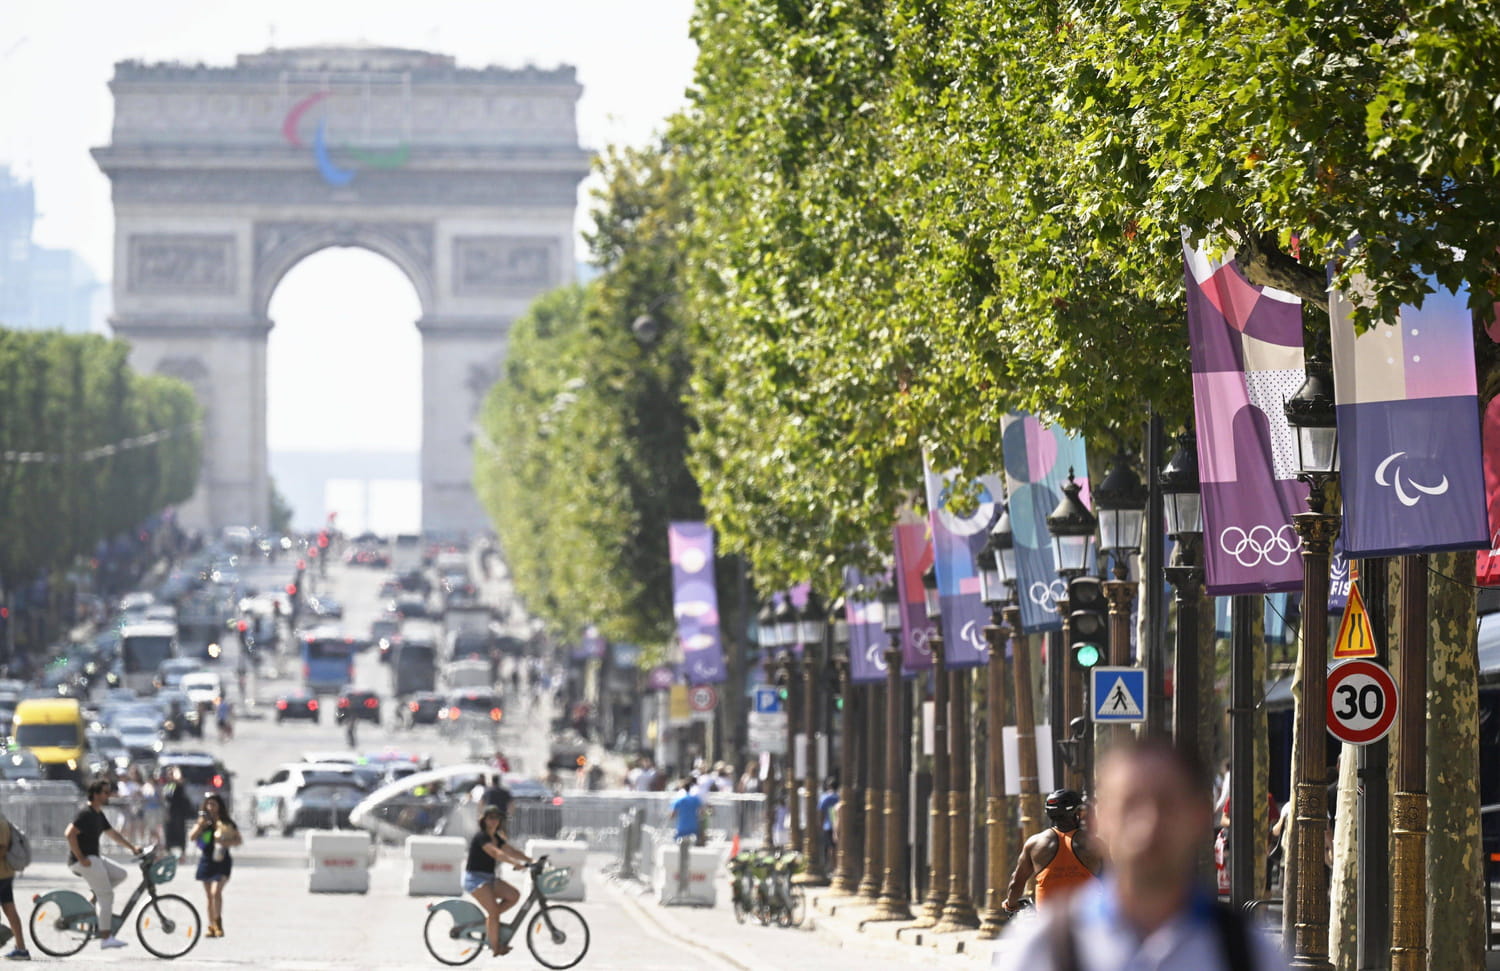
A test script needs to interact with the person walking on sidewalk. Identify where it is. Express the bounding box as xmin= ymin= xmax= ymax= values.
xmin=463 ymin=806 xmax=534 ymax=958
xmin=162 ymin=767 xmax=194 ymax=862
xmin=66 ymin=779 xmax=141 ymax=951
xmin=992 ymin=739 xmax=1289 ymax=970
xmin=1002 ymin=788 xmax=1103 ymax=915
xmin=0 ymin=808 xmax=29 ymax=959
xmin=188 ymin=793 xmax=240 ymax=938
